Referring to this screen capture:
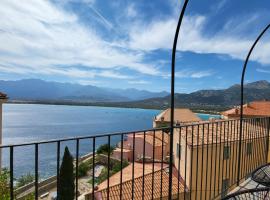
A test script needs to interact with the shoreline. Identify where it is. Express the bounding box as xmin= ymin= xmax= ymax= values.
xmin=7 ymin=100 xmax=221 ymax=114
